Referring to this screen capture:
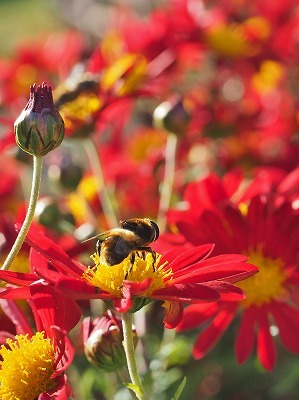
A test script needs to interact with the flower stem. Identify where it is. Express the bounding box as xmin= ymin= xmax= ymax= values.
xmin=121 ymin=313 xmax=149 ymax=400
xmin=157 ymin=132 xmax=177 ymax=232
xmin=82 ymin=138 xmax=119 ymax=229
xmin=1 ymin=156 xmax=43 ymax=271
